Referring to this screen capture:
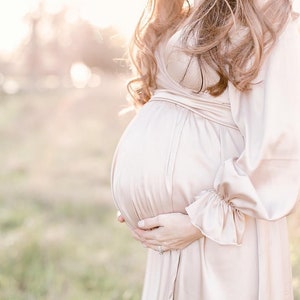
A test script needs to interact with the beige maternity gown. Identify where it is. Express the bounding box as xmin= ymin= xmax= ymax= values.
xmin=111 ymin=16 xmax=300 ymax=300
